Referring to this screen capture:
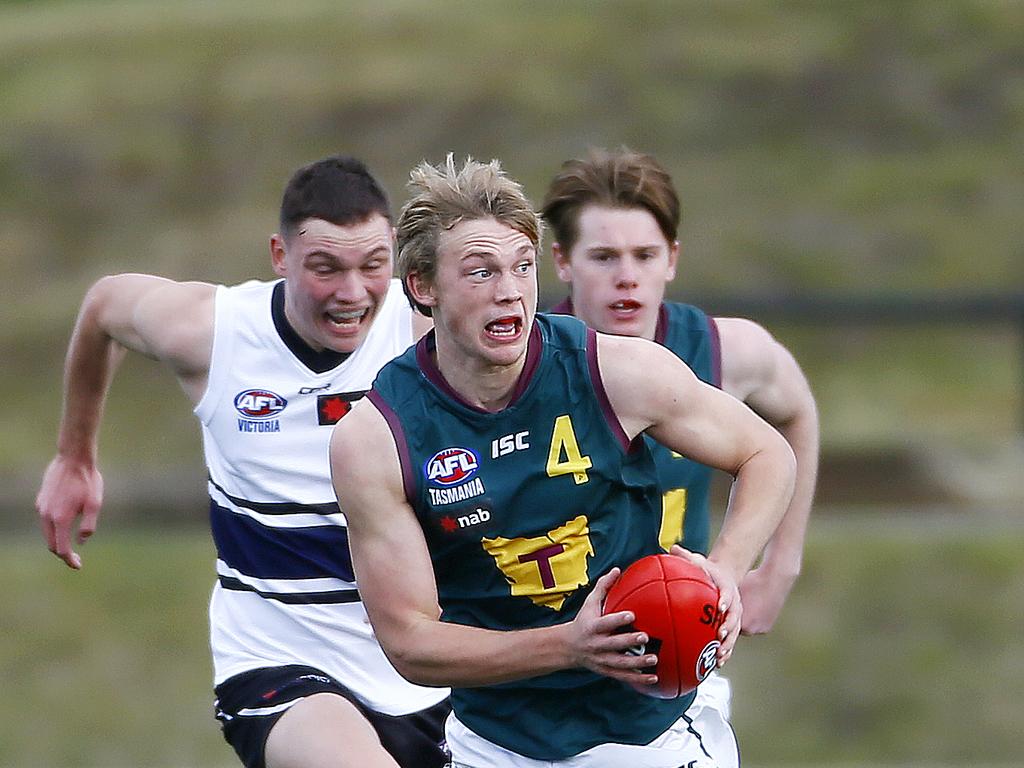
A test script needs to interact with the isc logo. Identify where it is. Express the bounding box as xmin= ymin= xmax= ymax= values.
xmin=234 ymin=389 xmax=287 ymax=419
xmin=425 ymin=447 xmax=479 ymax=486
xmin=491 ymin=431 xmax=529 ymax=458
